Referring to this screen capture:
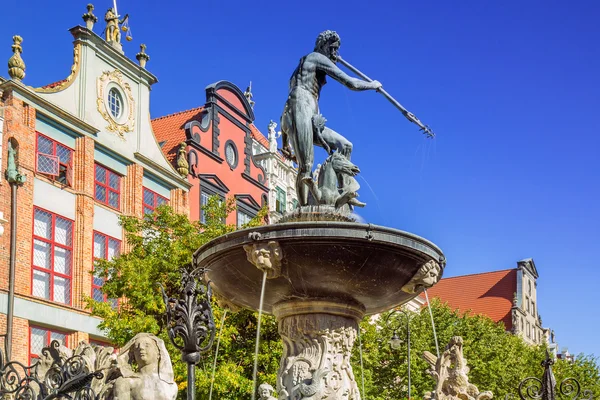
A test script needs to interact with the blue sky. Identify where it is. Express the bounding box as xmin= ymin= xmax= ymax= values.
xmin=3 ymin=0 xmax=599 ymax=358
